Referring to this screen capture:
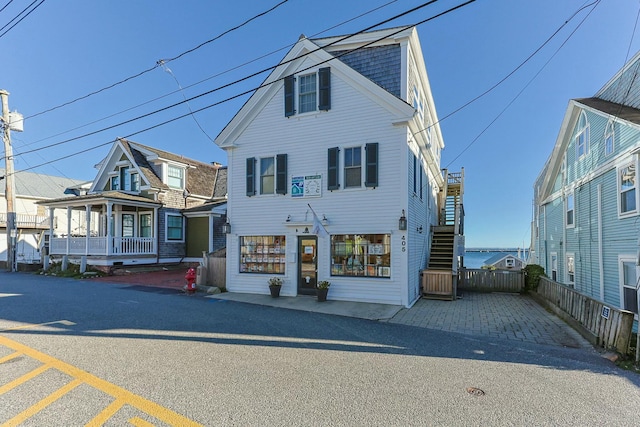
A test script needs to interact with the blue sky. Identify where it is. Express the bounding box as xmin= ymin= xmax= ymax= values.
xmin=2 ymin=0 xmax=639 ymax=248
